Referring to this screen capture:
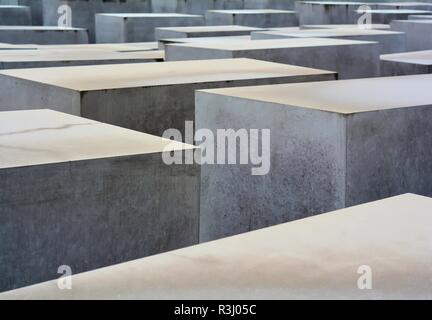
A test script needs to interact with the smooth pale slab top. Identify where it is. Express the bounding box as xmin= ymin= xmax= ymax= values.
xmin=207 ymin=9 xmax=295 ymax=14
xmin=254 ymin=28 xmax=403 ymax=38
xmin=2 ymin=194 xmax=431 ymax=299
xmin=155 ymin=25 xmax=262 ymax=32
xmin=409 ymin=14 xmax=432 ymax=19
xmin=198 ymin=74 xmax=432 ymax=114
xmin=356 ymin=9 xmax=432 ymax=13
xmin=381 ymin=49 xmax=432 ymax=65
xmin=36 ymin=42 xmax=159 ymax=52
xmin=0 ymin=43 xmax=36 ymax=50
xmin=0 ymin=58 xmax=335 ymax=91
xmin=300 ymin=1 xmax=366 ymax=5
xmin=0 ymin=5 xmax=27 ymax=8
xmin=393 ymin=19 xmax=432 ymax=24
xmin=379 ymin=2 xmax=432 ymax=7
xmin=0 ymin=110 xmax=195 ymax=170
xmin=300 ymin=24 xmax=391 ymax=30
xmin=167 ymin=37 xmax=376 ymax=50
xmin=0 ymin=49 xmax=164 ymax=63
xmin=160 ymin=35 xmax=250 ymax=43
xmin=0 ymin=26 xmax=86 ymax=31
xmin=97 ymin=13 xmax=202 ymax=18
